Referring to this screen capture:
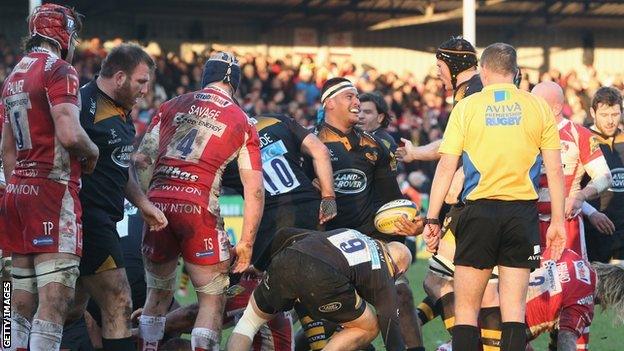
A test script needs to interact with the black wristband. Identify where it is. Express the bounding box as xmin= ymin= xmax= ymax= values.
xmin=424 ymin=218 xmax=440 ymax=225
